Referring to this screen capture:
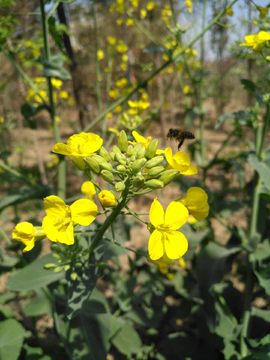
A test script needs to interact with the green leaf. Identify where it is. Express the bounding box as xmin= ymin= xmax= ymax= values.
xmin=23 ymin=289 xmax=52 ymax=317
xmin=111 ymin=321 xmax=142 ymax=357
xmin=253 ymin=239 xmax=270 ymax=296
xmin=42 ymin=55 xmax=71 ymax=81
xmin=243 ymin=233 xmax=261 ymax=253
xmin=0 ymin=319 xmax=25 ymax=360
xmin=240 ymin=79 xmax=266 ymax=104
xmin=6 ymin=254 xmax=64 ymax=291
xmin=248 ymin=153 xmax=270 ymax=191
